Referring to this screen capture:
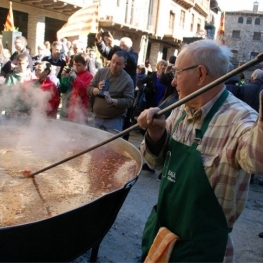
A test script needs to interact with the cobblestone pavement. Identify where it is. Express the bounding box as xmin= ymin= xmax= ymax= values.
xmin=73 ymin=130 xmax=263 ymax=263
